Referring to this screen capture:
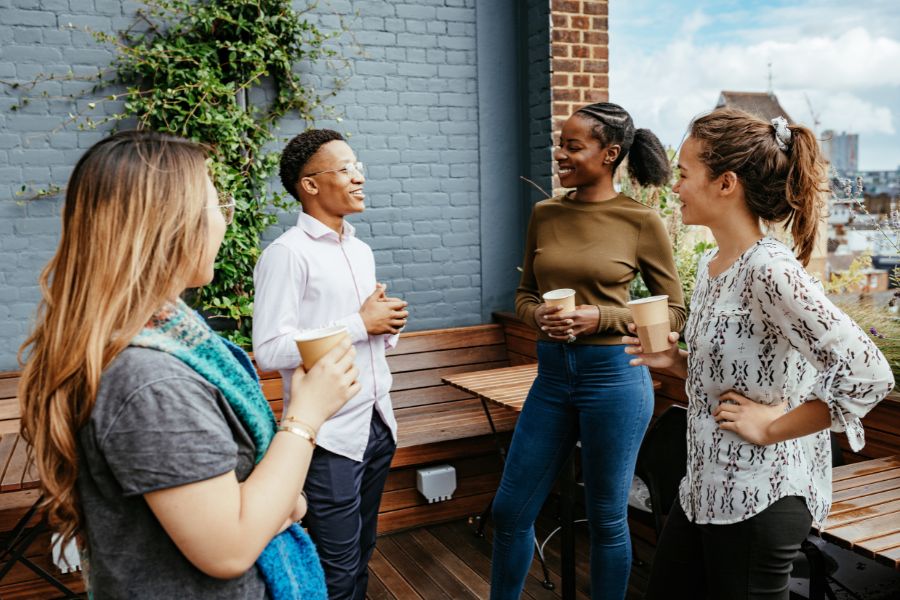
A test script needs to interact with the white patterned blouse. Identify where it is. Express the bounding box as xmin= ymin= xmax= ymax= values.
xmin=679 ymin=238 xmax=894 ymax=526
